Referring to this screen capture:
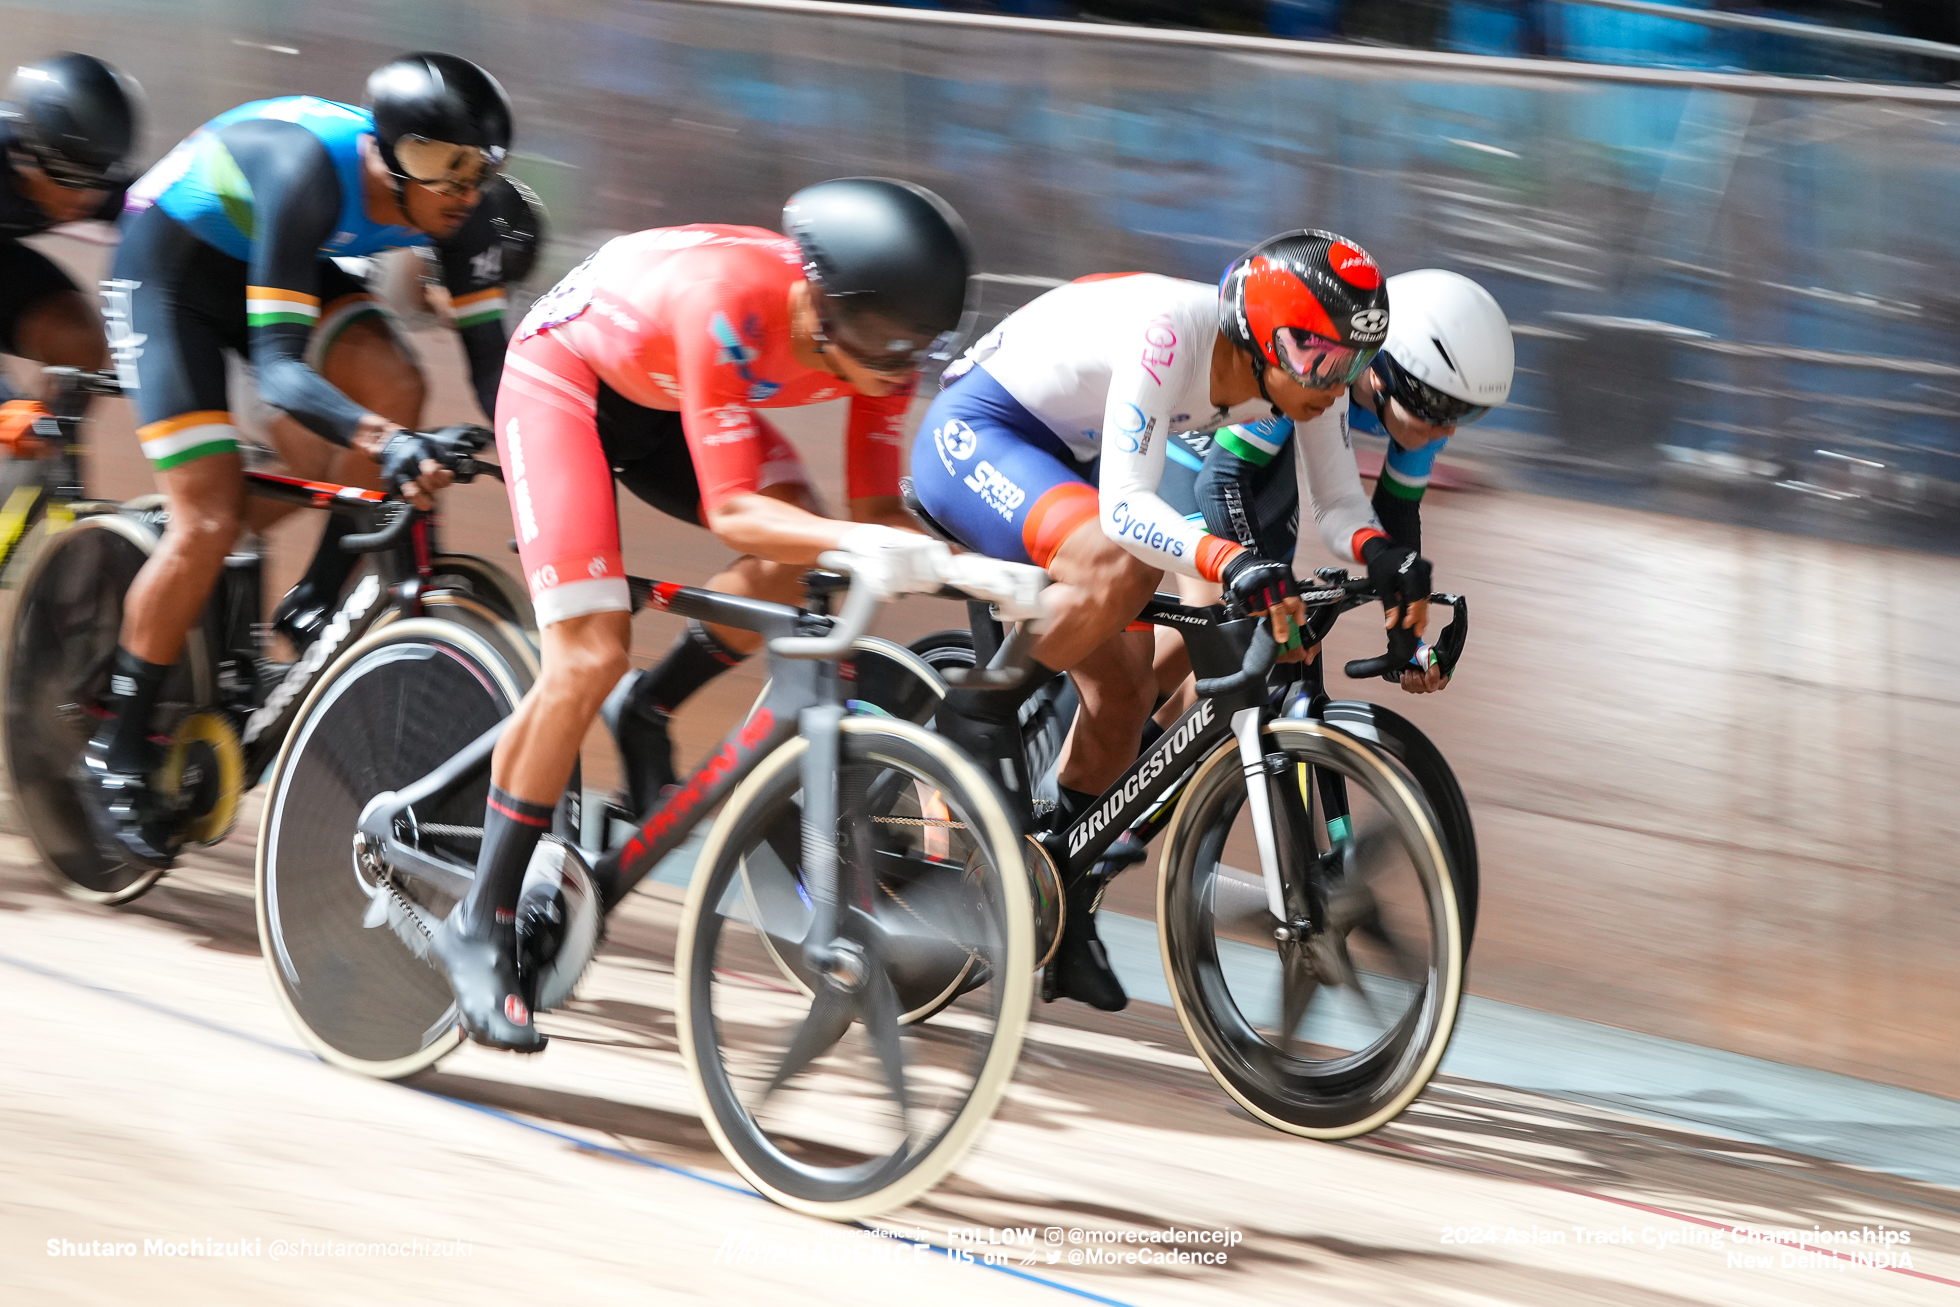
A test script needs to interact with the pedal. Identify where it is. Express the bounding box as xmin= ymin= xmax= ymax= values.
xmin=518 ymin=840 xmax=602 ymax=1012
